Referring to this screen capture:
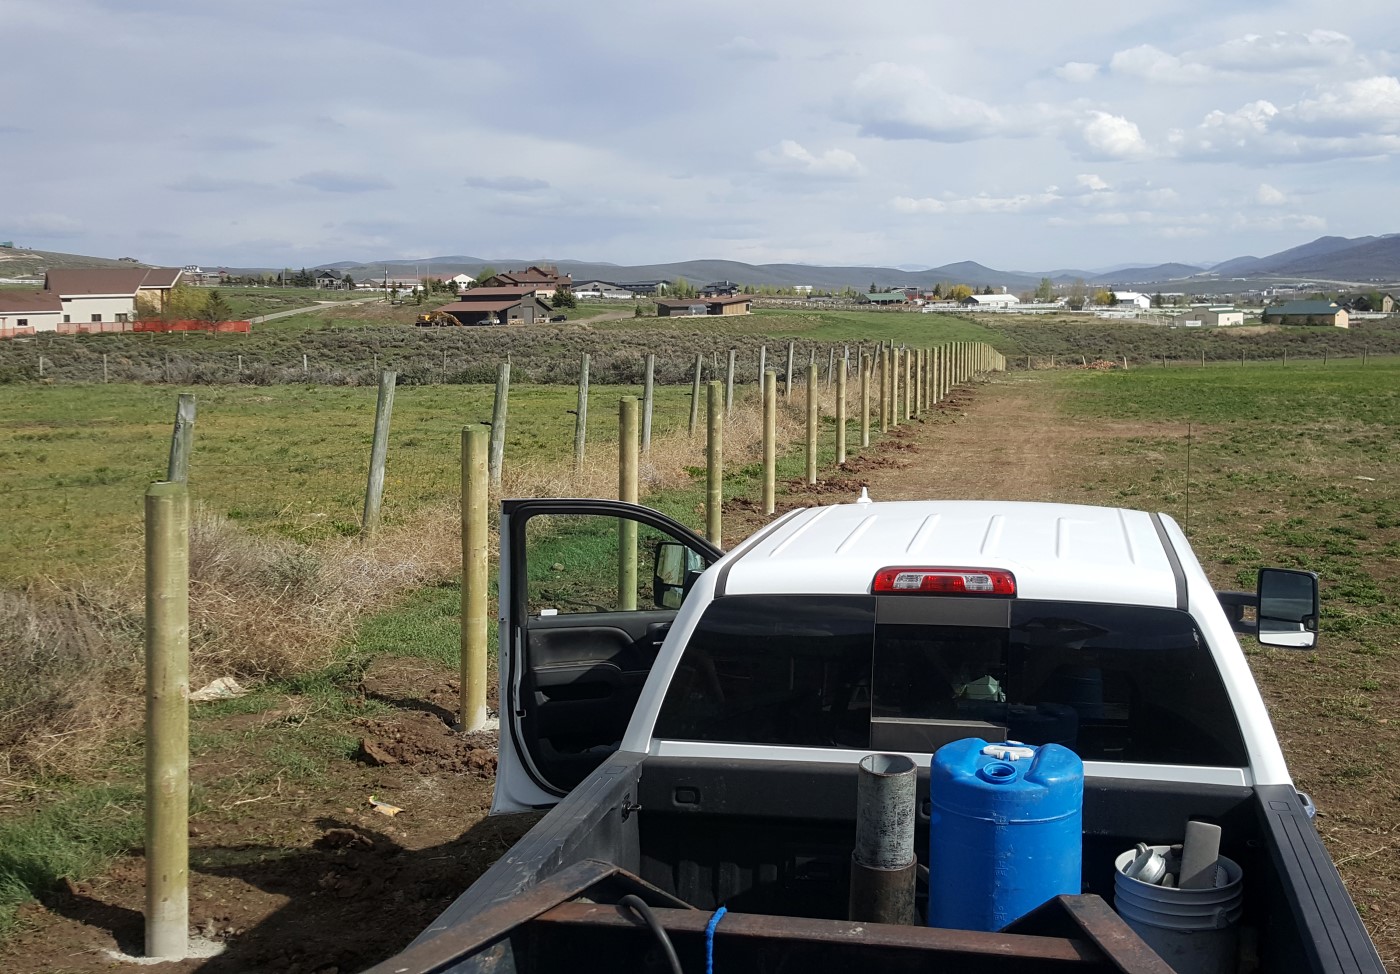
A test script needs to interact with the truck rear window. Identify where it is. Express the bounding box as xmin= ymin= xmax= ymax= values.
xmin=653 ymin=595 xmax=1248 ymax=767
